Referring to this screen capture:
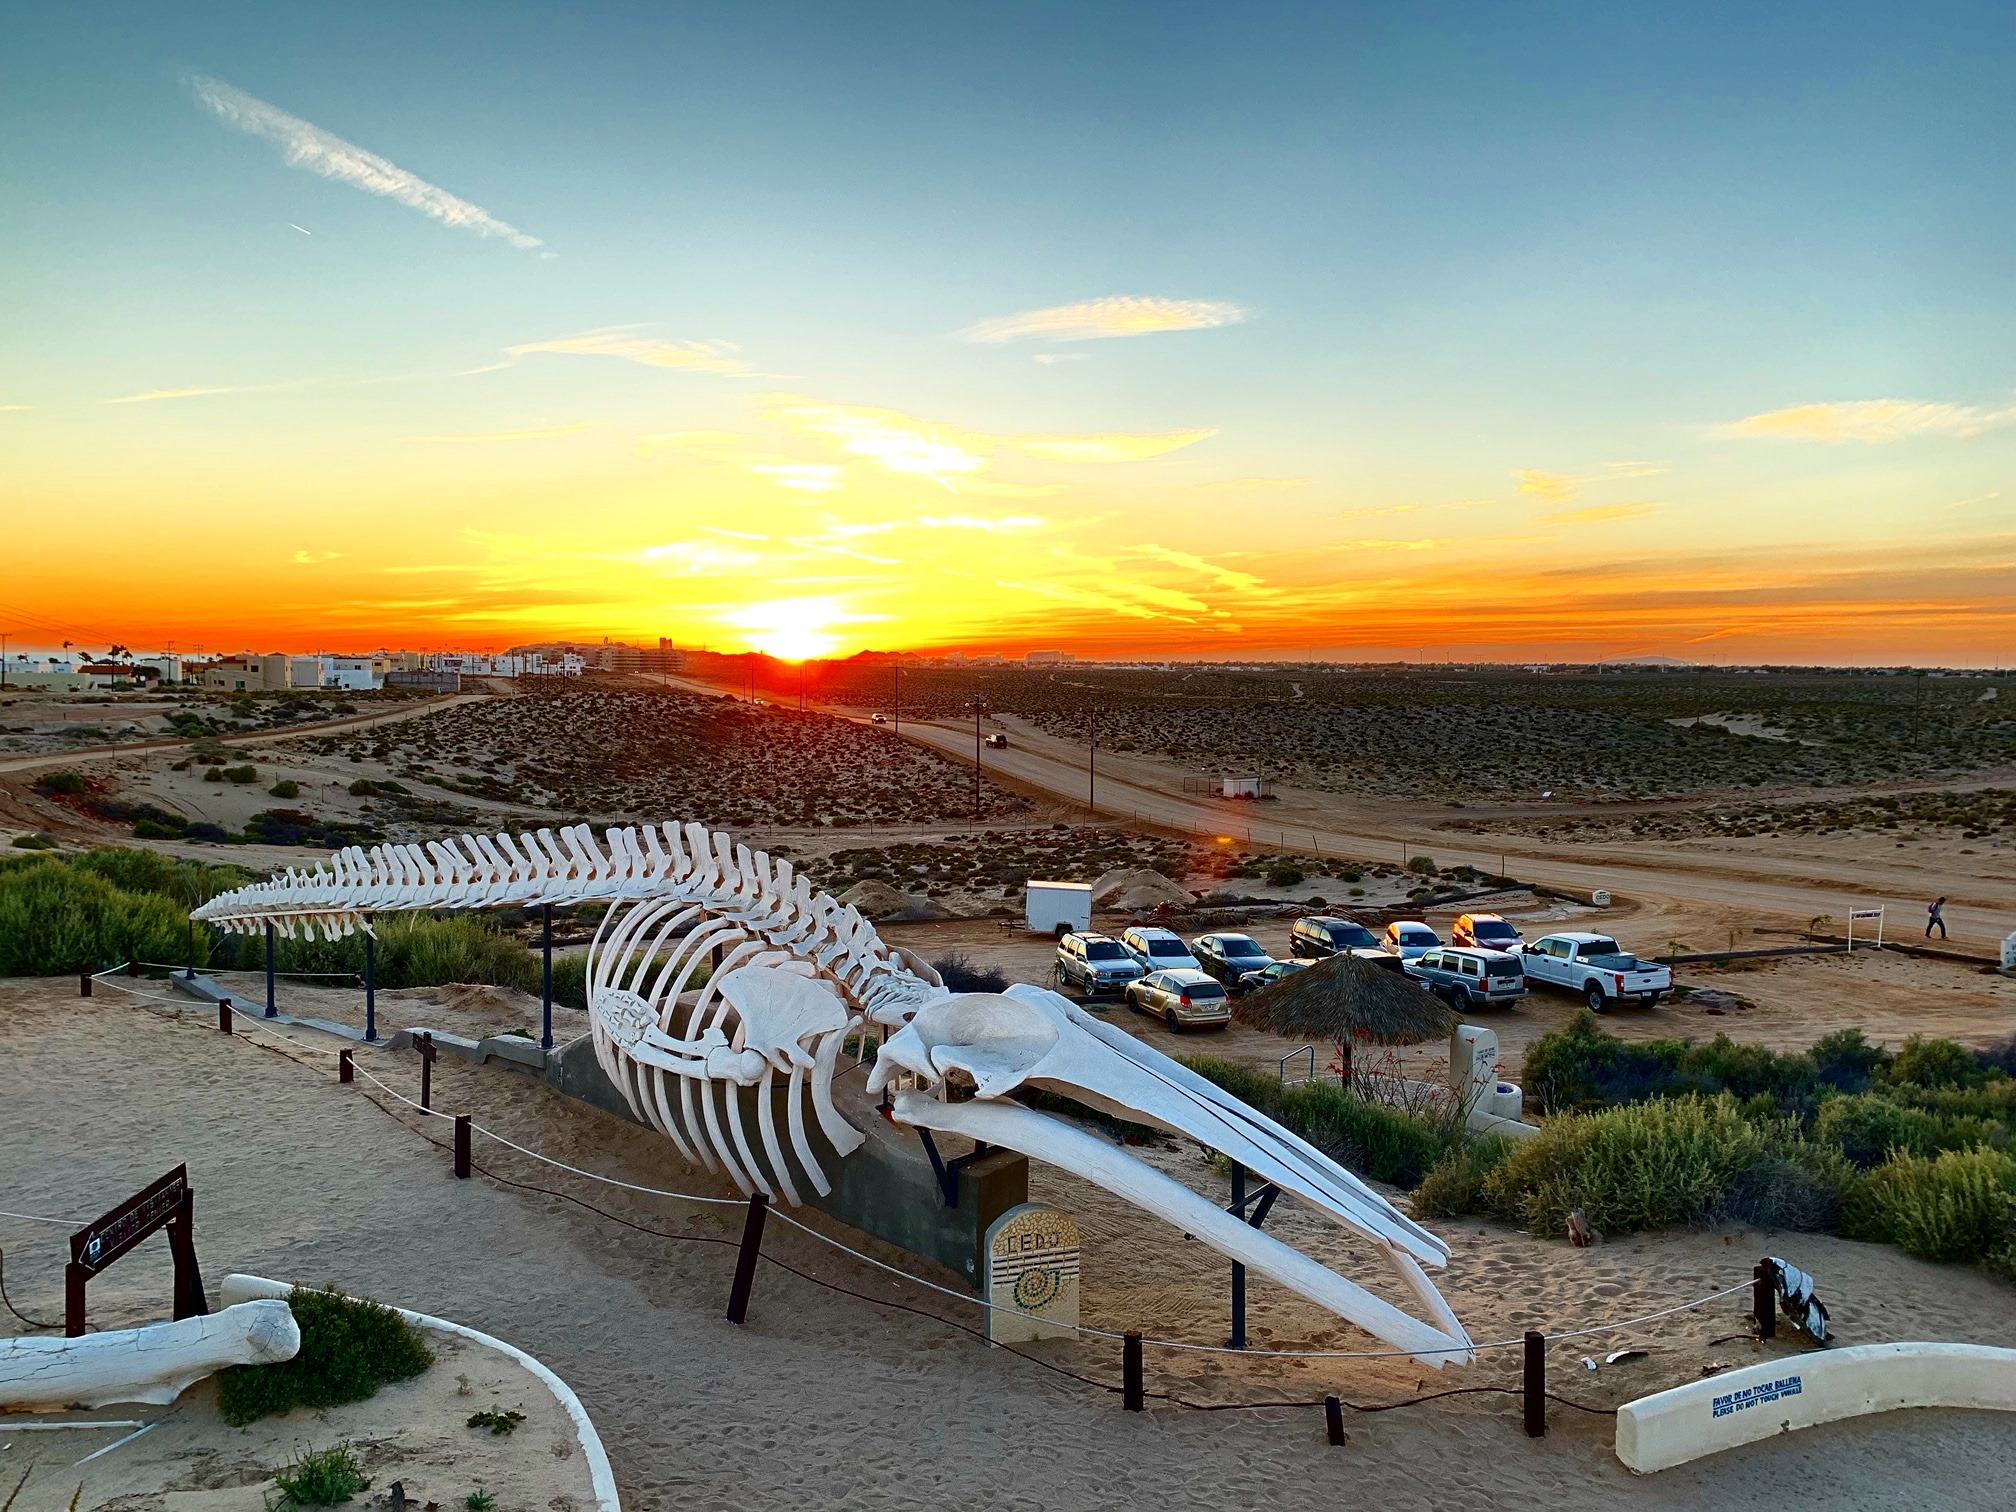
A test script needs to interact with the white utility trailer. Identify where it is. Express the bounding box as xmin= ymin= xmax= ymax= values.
xmin=1025 ymin=880 xmax=1092 ymax=937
